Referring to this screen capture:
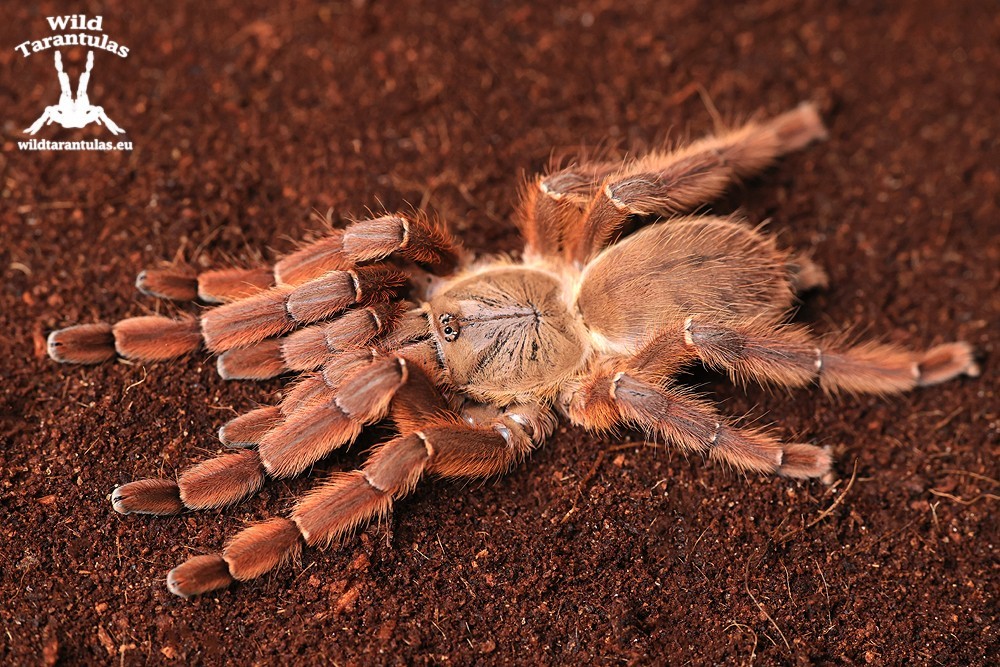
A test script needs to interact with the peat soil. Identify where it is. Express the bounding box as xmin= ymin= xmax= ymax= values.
xmin=1 ymin=1 xmax=997 ymax=664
